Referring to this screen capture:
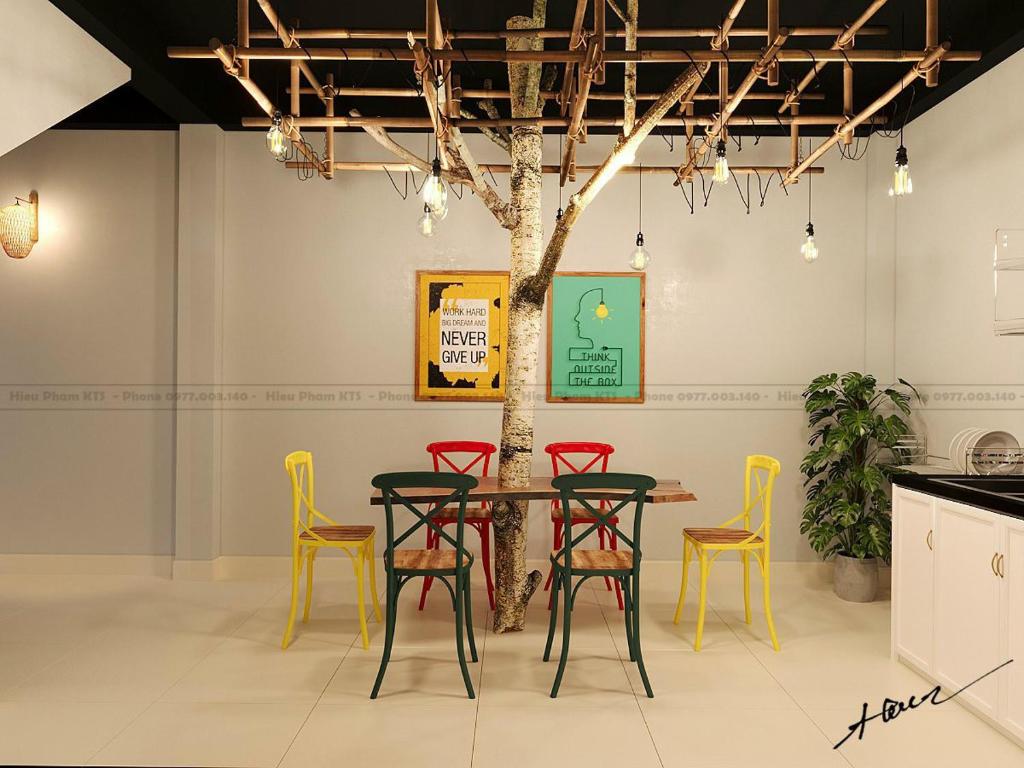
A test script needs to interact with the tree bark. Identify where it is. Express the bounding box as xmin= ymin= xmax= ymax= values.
xmin=491 ymin=7 xmax=546 ymax=634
